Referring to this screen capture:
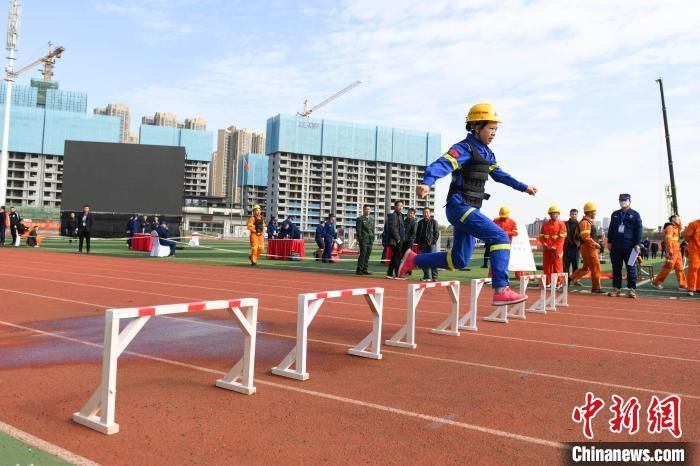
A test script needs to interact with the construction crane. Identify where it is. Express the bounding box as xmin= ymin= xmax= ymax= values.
xmin=12 ymin=41 xmax=65 ymax=80
xmin=298 ymin=80 xmax=361 ymax=117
